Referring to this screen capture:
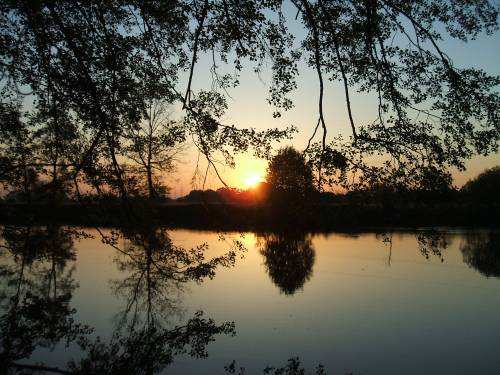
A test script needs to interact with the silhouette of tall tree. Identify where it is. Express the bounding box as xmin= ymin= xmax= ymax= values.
xmin=266 ymin=147 xmax=315 ymax=198
xmin=30 ymin=104 xmax=81 ymax=203
xmin=0 ymin=104 xmax=40 ymax=202
xmin=122 ymin=99 xmax=186 ymax=199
